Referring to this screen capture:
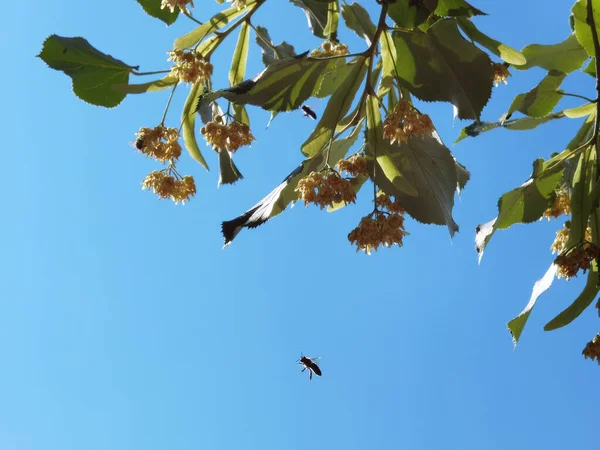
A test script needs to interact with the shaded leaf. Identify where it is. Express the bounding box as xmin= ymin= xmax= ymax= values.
xmin=113 ymin=74 xmax=178 ymax=94
xmin=508 ymin=264 xmax=557 ymax=346
xmin=182 ymin=83 xmax=209 ymax=170
xmin=516 ymin=34 xmax=588 ymax=73
xmin=200 ymin=53 xmax=332 ymax=113
xmin=221 ymin=123 xmax=363 ymax=246
xmin=230 ymin=21 xmax=250 ymax=87
xmin=392 ymin=19 xmax=493 ymax=120
xmin=456 ymin=18 xmax=526 ymax=65
xmin=505 ymin=70 xmax=567 ymax=119
xmin=341 ymin=2 xmax=376 ymax=45
xmin=435 ymin=0 xmax=485 ymax=17
xmin=301 ymin=57 xmax=368 ymax=157
xmin=387 ymin=0 xmax=437 ymax=29
xmin=571 ymin=0 xmax=600 ymax=57
xmin=289 ymin=0 xmax=330 ymax=38
xmin=38 ymin=35 xmax=135 ymax=108
xmin=253 ymin=25 xmax=296 ymax=67
xmin=135 ymin=0 xmax=179 ymax=25
xmin=218 ymin=149 xmax=244 ymax=186
xmin=173 ymin=1 xmax=256 ymax=49
xmin=545 ymin=261 xmax=600 ymax=330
